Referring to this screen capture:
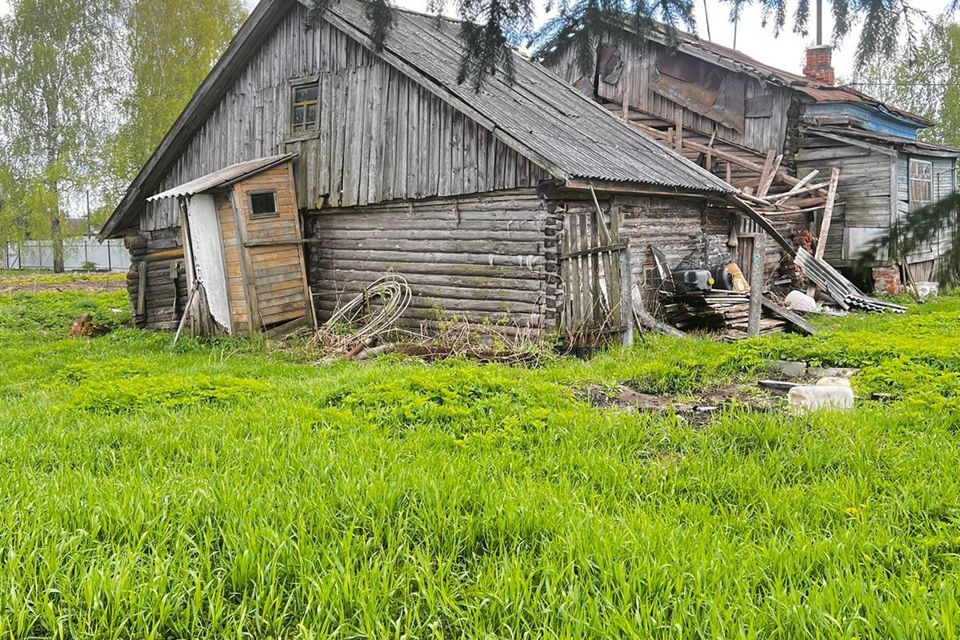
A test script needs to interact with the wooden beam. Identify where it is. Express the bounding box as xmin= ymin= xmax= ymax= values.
xmin=628 ymin=121 xmax=828 ymax=196
xmin=757 ymin=153 xmax=782 ymax=198
xmin=773 ymin=180 xmax=830 ymax=204
xmin=814 ymin=167 xmax=841 ymax=261
xmin=675 ymin=111 xmax=683 ymax=150
xmin=760 ymin=296 xmax=817 ymax=335
xmin=747 ymin=232 xmax=765 ymax=337
xmin=774 ymin=169 xmax=820 ymax=204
